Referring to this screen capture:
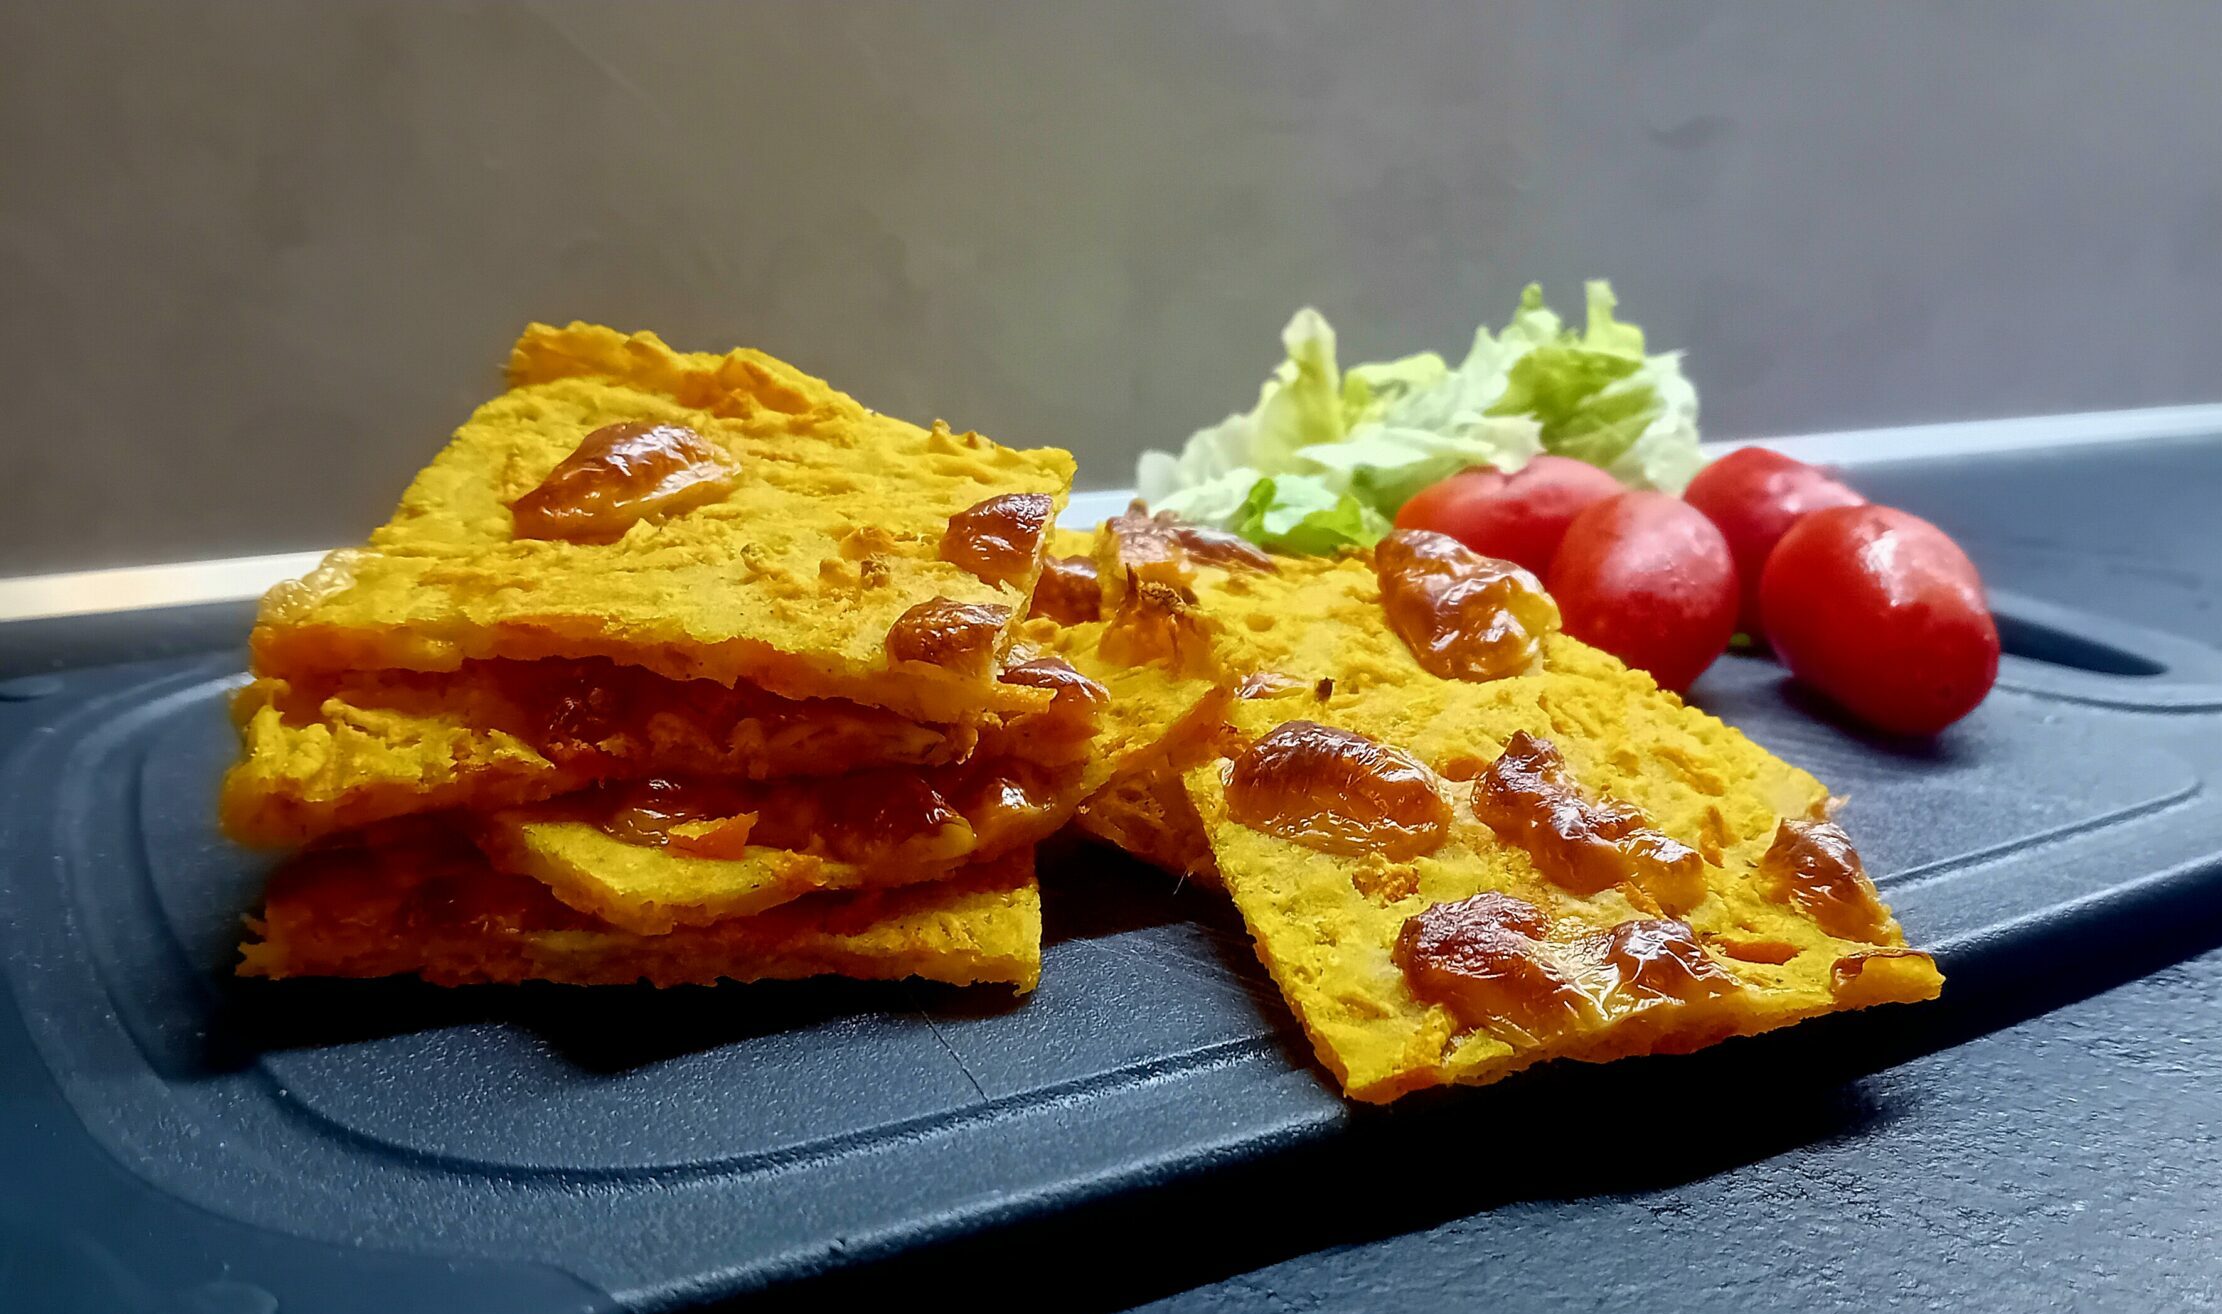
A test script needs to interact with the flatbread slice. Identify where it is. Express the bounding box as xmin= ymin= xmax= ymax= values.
xmin=1186 ymin=624 xmax=1942 ymax=1103
xmin=248 ymin=322 xmax=1074 ymax=724
xmin=239 ymin=820 xmax=1040 ymax=991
